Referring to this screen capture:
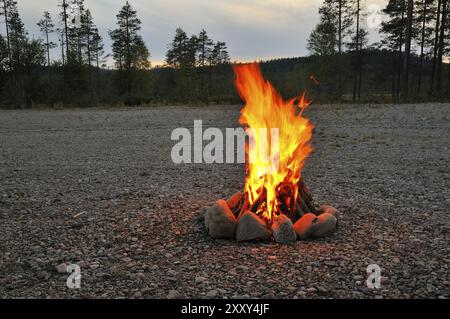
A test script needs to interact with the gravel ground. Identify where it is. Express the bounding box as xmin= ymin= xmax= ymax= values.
xmin=0 ymin=103 xmax=449 ymax=299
